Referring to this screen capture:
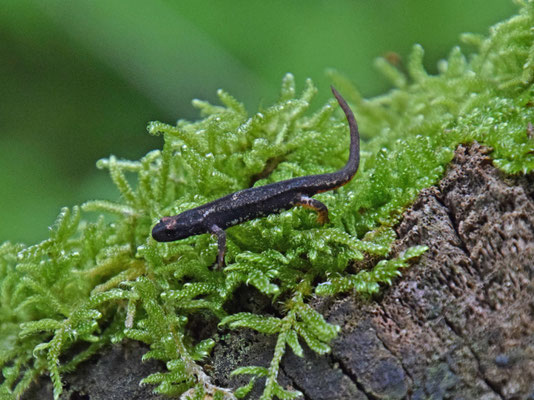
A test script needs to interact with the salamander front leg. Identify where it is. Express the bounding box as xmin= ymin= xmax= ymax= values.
xmin=295 ymin=195 xmax=330 ymax=224
xmin=209 ymin=224 xmax=226 ymax=269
